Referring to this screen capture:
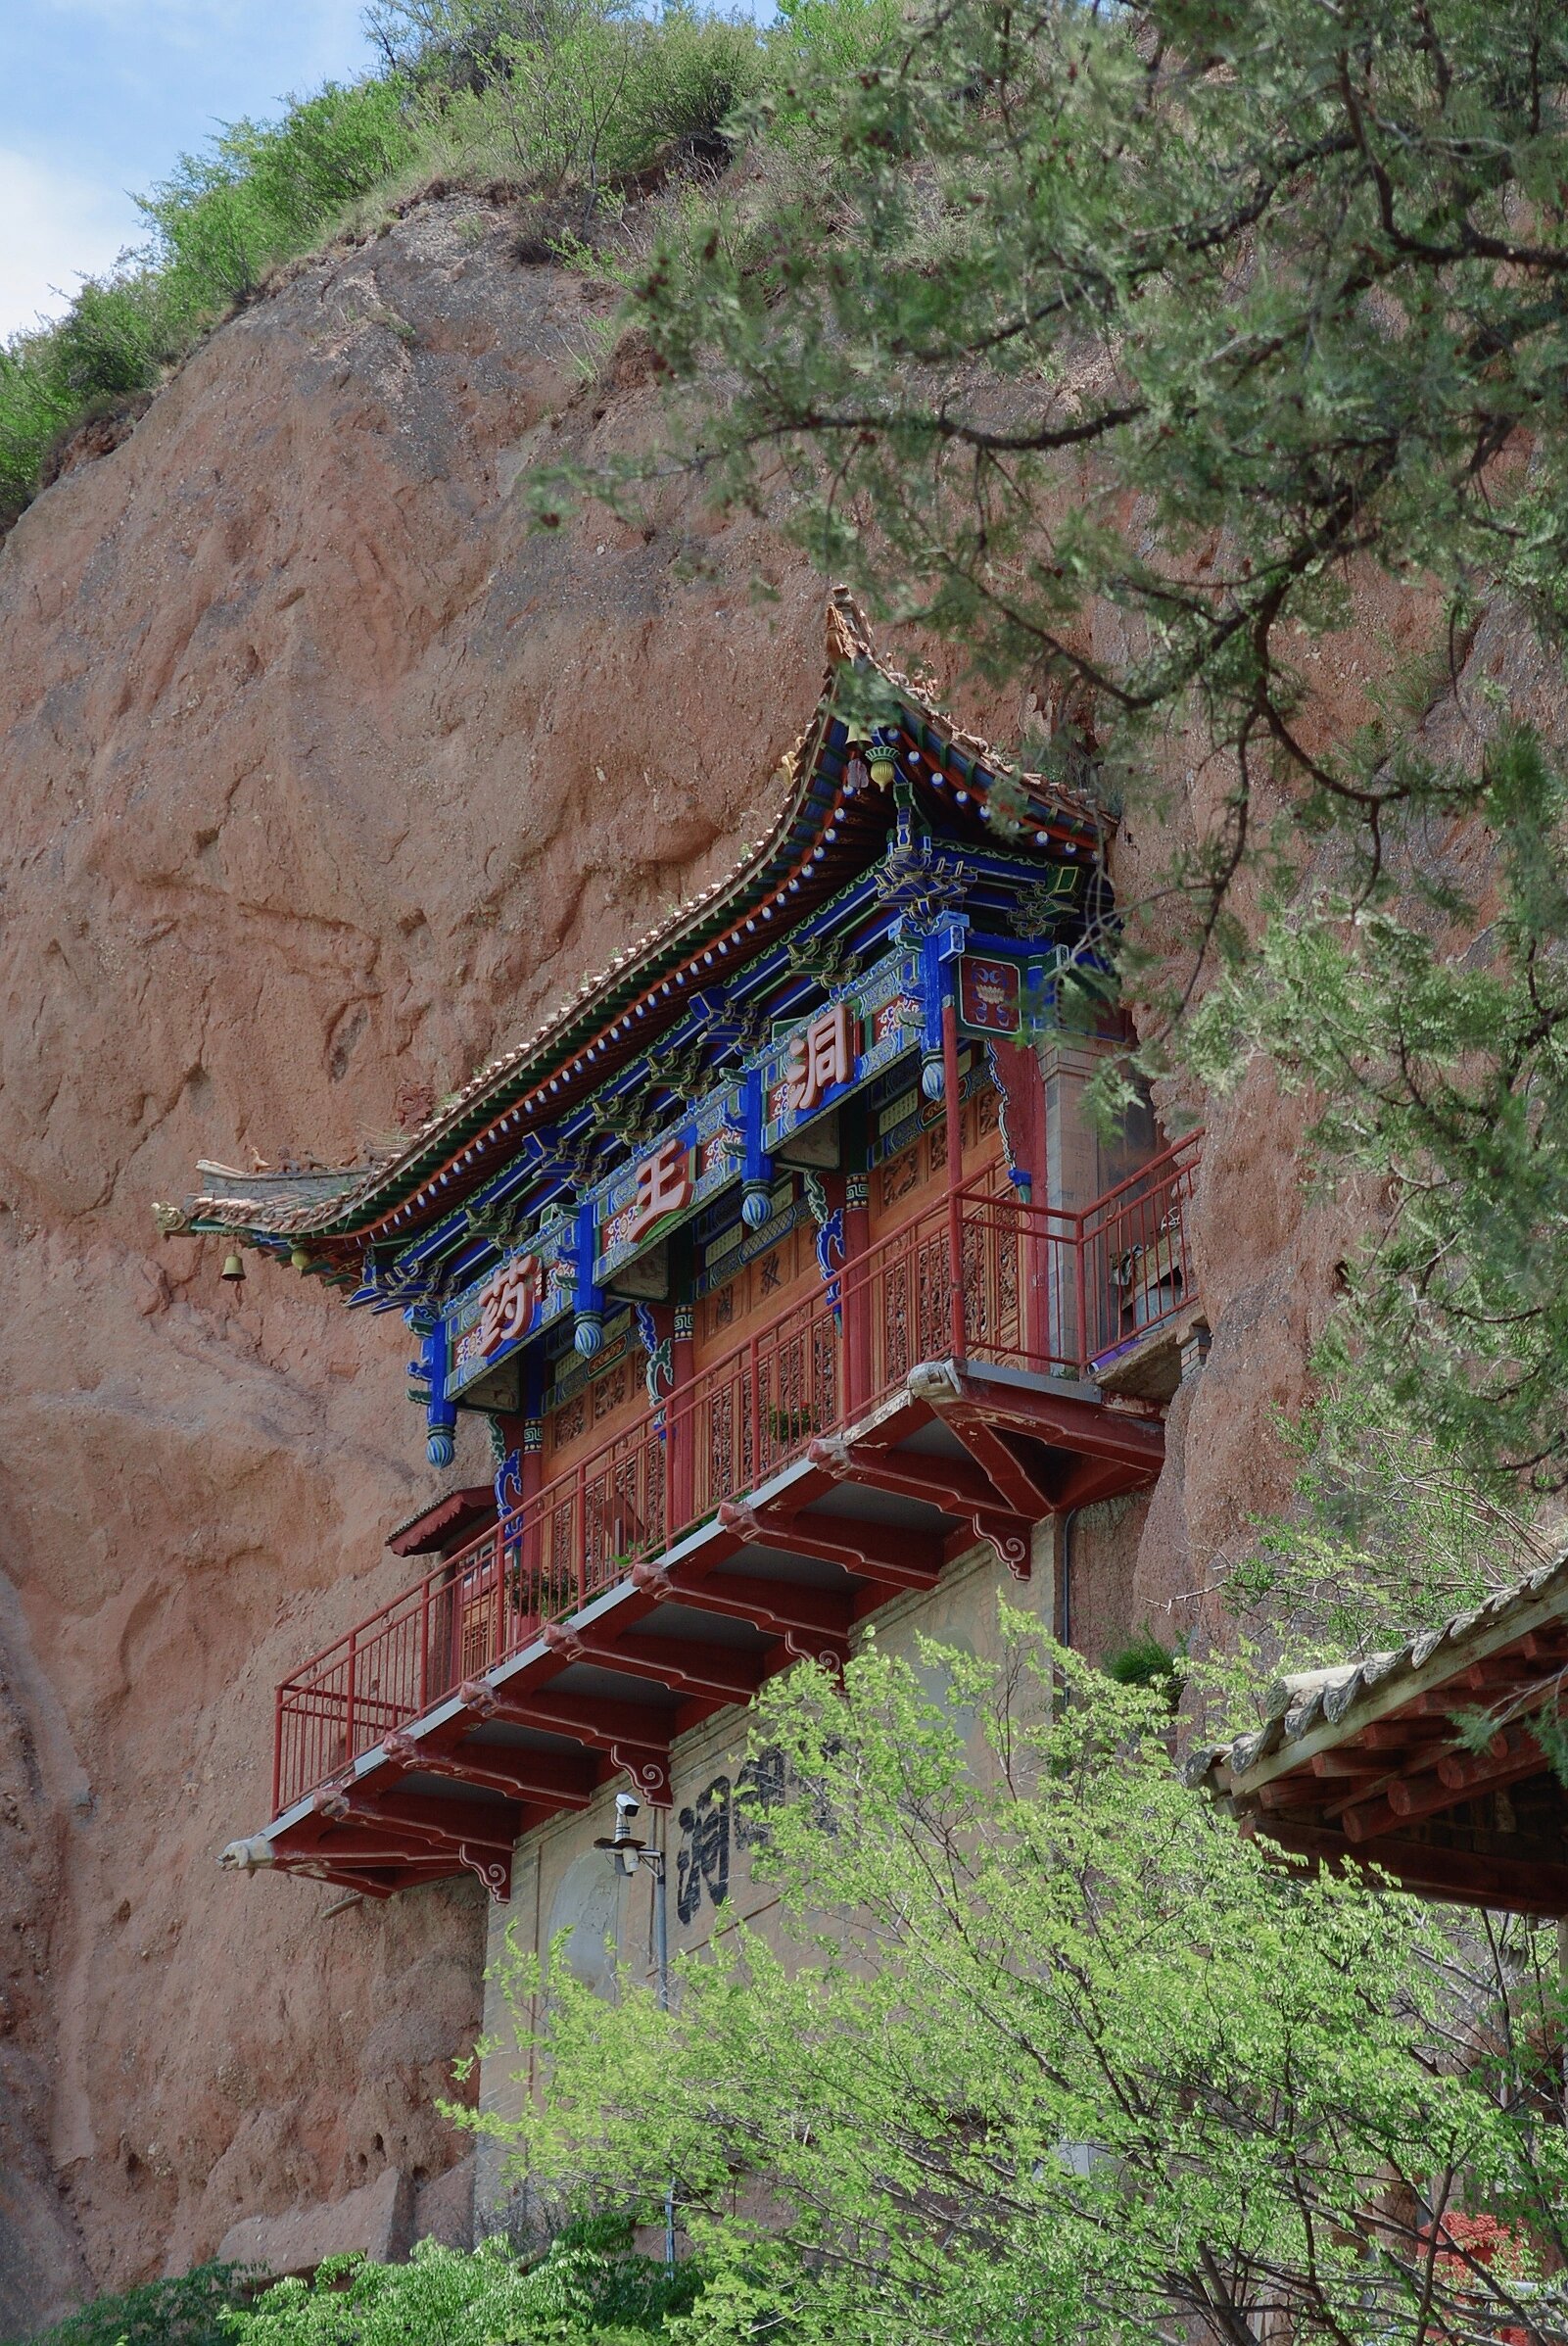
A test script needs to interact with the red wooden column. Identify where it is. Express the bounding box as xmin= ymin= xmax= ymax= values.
xmin=496 ymin=1407 xmax=545 ymax=1644
xmin=989 ymin=1039 xmax=1047 ymax=1368
xmin=942 ymin=999 xmax=966 ymax=1358
xmin=841 ymin=1173 xmax=873 ymax=1413
xmin=663 ymin=1307 xmax=695 ymax=1547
